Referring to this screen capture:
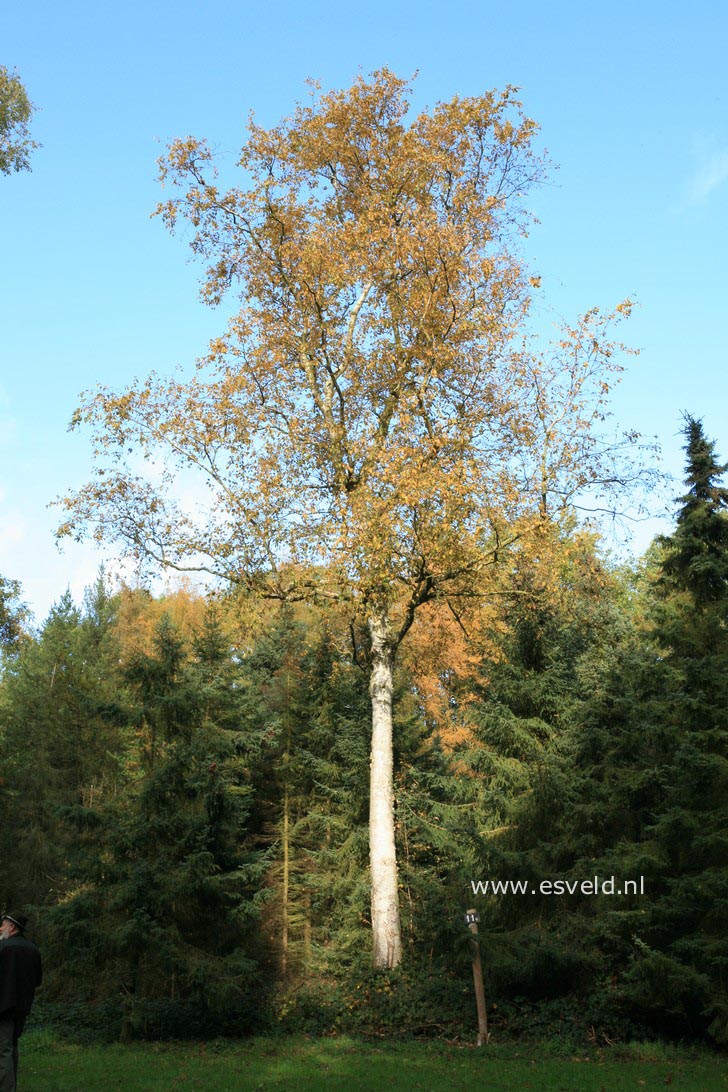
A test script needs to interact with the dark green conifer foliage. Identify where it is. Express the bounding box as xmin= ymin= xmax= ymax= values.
xmin=491 ymin=419 xmax=728 ymax=1043
xmin=238 ymin=606 xmax=373 ymax=975
xmin=43 ymin=609 xmax=266 ymax=1034
xmin=238 ymin=602 xmax=486 ymax=998
xmin=396 ymin=714 xmax=483 ymax=964
xmin=3 ymin=425 xmax=726 ymax=1044
xmin=462 ymin=541 xmax=647 ymax=1007
xmin=625 ymin=417 xmax=728 ymax=1042
xmin=0 ymin=584 xmax=123 ymax=909
xmin=659 ymin=416 xmax=728 ymax=607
